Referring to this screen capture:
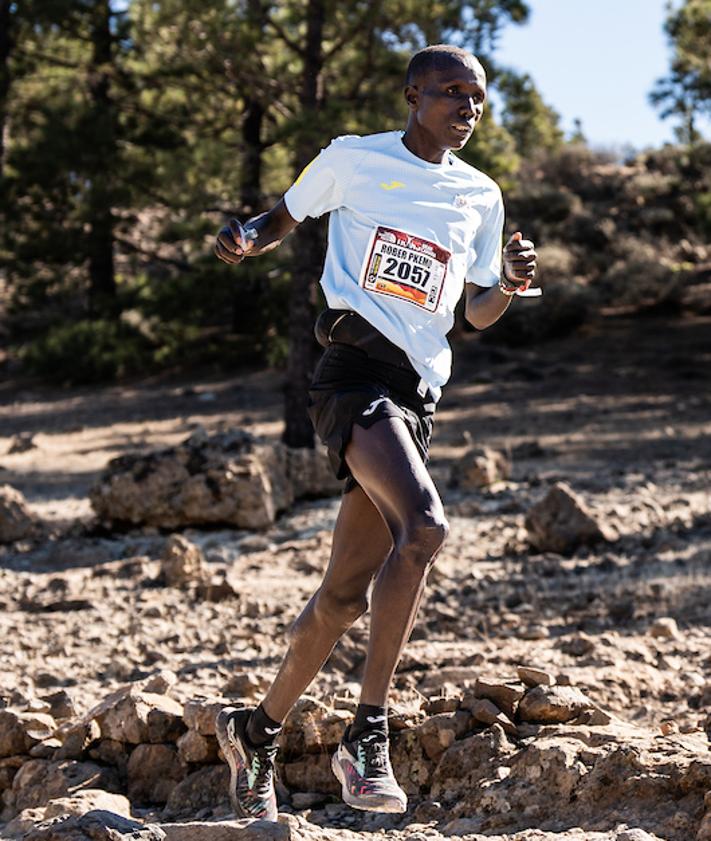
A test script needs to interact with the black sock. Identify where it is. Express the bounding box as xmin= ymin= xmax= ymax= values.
xmin=246 ymin=703 xmax=283 ymax=747
xmin=348 ymin=703 xmax=388 ymax=742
